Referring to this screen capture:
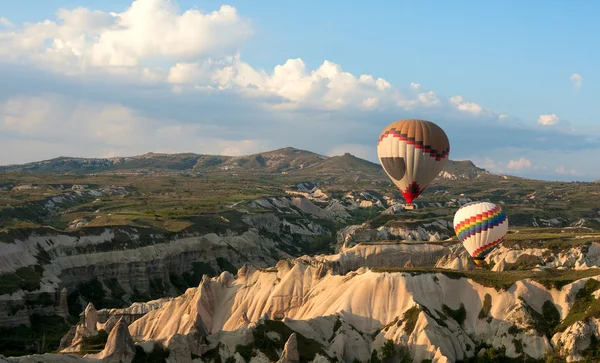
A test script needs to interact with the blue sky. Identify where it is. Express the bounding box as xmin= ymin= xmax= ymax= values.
xmin=0 ymin=0 xmax=598 ymax=181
